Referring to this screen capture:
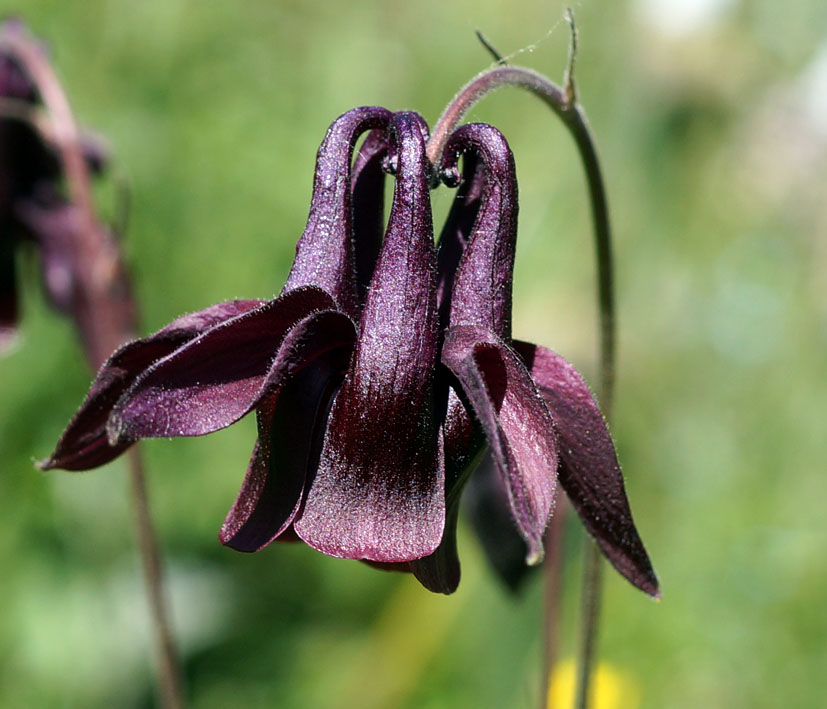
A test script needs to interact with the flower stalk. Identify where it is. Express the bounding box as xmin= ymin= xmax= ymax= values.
xmin=0 ymin=24 xmax=183 ymax=709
